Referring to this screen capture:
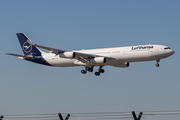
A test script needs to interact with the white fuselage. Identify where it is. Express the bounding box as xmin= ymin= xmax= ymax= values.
xmin=41 ymin=45 xmax=174 ymax=67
